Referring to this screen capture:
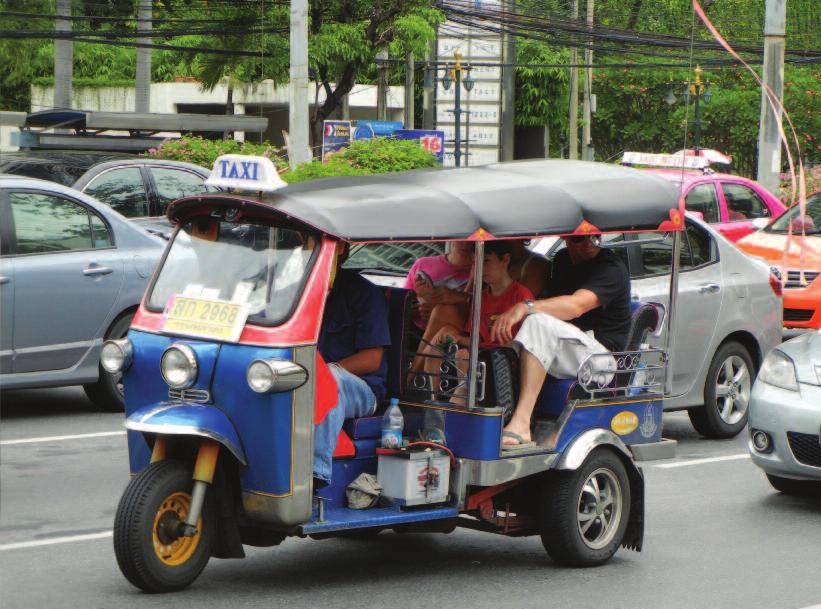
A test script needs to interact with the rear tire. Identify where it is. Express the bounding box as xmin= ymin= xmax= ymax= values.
xmin=539 ymin=449 xmax=630 ymax=567
xmin=689 ymin=341 xmax=754 ymax=439
xmin=84 ymin=312 xmax=133 ymax=412
xmin=114 ymin=460 xmax=215 ymax=593
xmin=766 ymin=474 xmax=821 ymax=497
